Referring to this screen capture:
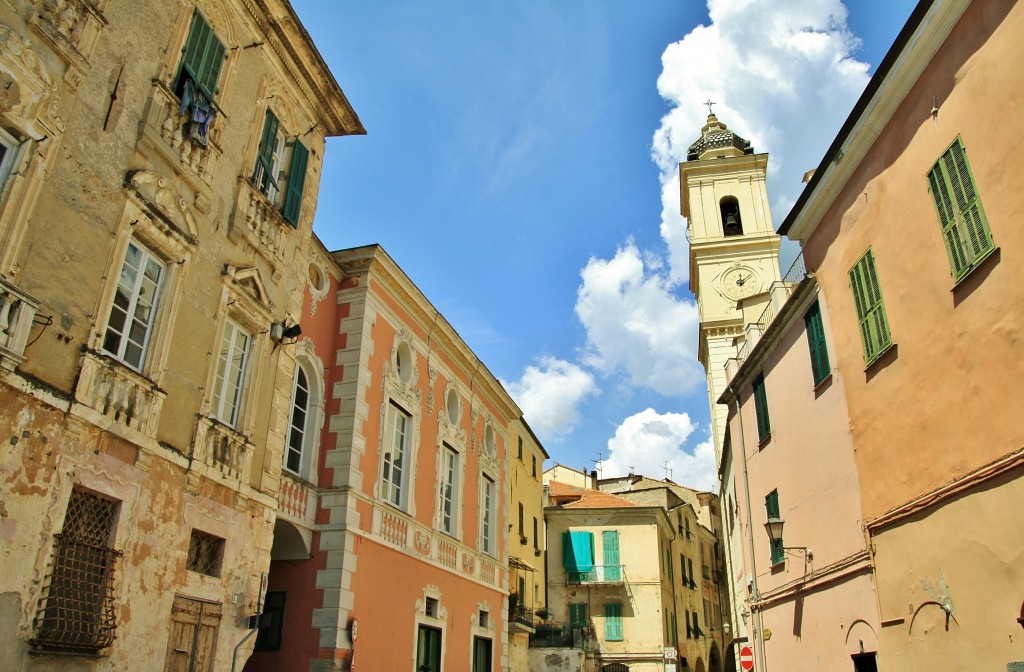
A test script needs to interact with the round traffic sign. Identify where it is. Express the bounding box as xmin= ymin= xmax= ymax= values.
xmin=739 ymin=645 xmax=754 ymax=671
